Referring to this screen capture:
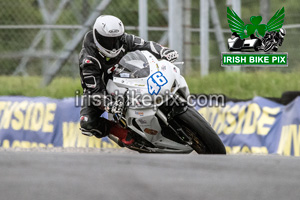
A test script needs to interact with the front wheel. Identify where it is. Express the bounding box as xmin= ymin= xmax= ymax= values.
xmin=174 ymin=107 xmax=226 ymax=154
